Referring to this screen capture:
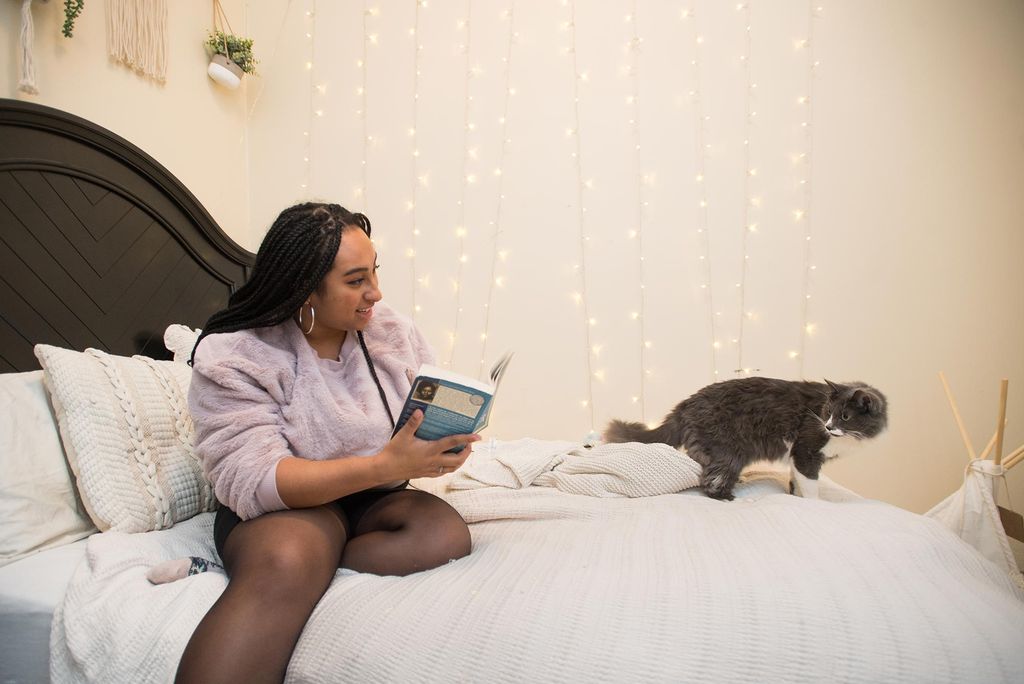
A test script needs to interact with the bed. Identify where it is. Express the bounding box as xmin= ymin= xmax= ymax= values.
xmin=2 ymin=98 xmax=1023 ymax=684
